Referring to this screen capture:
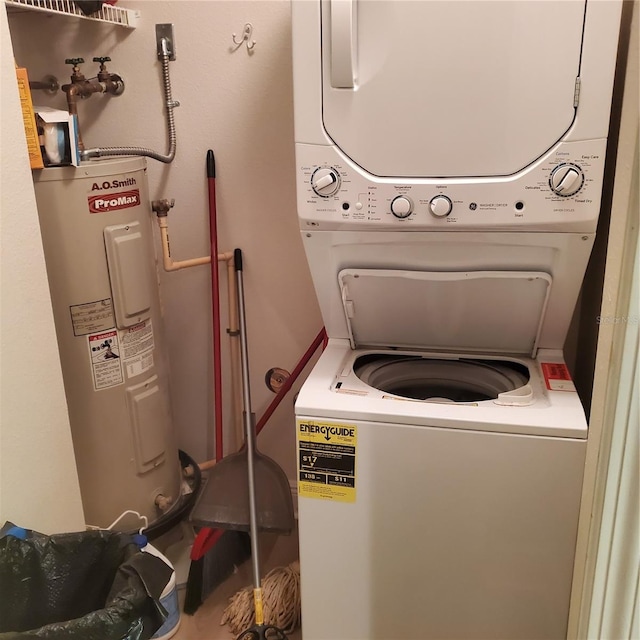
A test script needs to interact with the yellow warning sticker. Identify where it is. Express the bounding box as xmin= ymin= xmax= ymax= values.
xmin=297 ymin=420 xmax=357 ymax=503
